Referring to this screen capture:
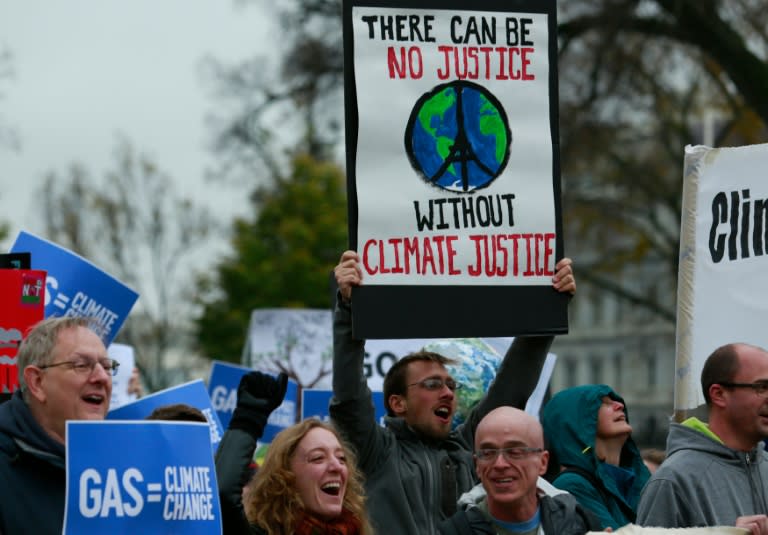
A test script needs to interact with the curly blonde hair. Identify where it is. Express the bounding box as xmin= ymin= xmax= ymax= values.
xmin=244 ymin=419 xmax=372 ymax=535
